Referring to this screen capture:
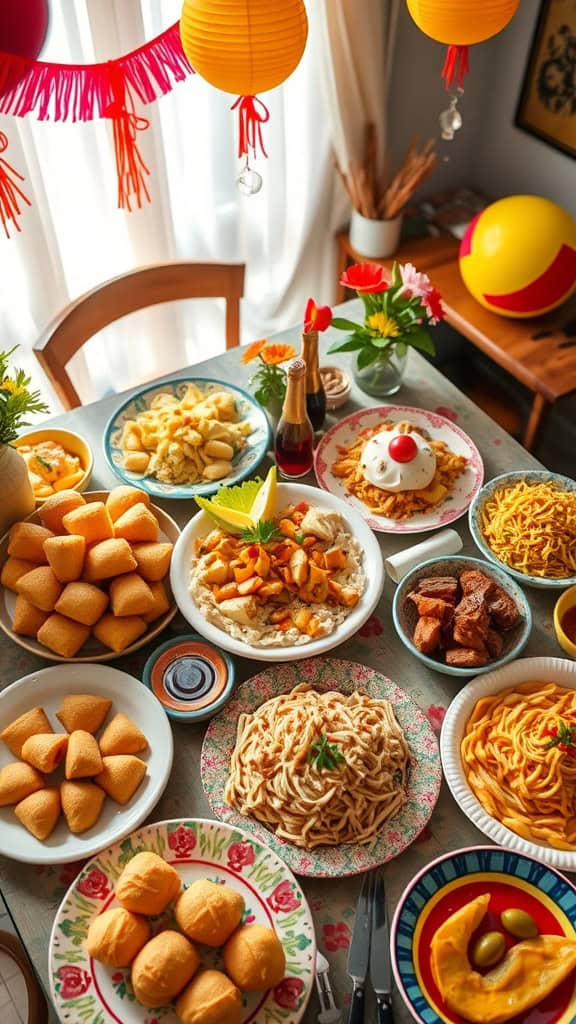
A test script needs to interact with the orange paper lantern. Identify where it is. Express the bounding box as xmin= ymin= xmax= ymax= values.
xmin=180 ymin=0 xmax=308 ymax=186
xmin=406 ymin=0 xmax=520 ymax=86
